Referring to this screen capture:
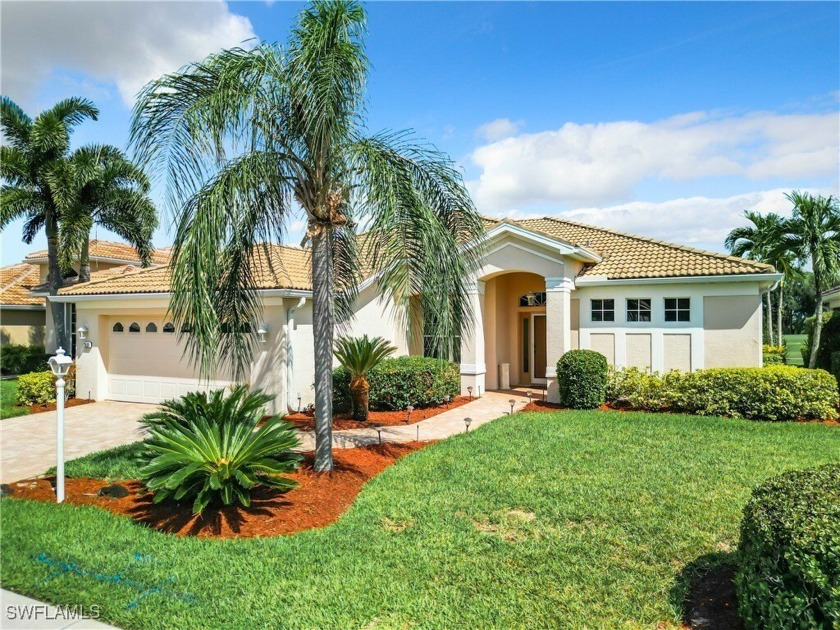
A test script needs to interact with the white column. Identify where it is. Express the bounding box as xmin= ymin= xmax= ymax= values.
xmin=459 ymin=279 xmax=486 ymax=396
xmin=545 ymin=276 xmax=573 ymax=403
